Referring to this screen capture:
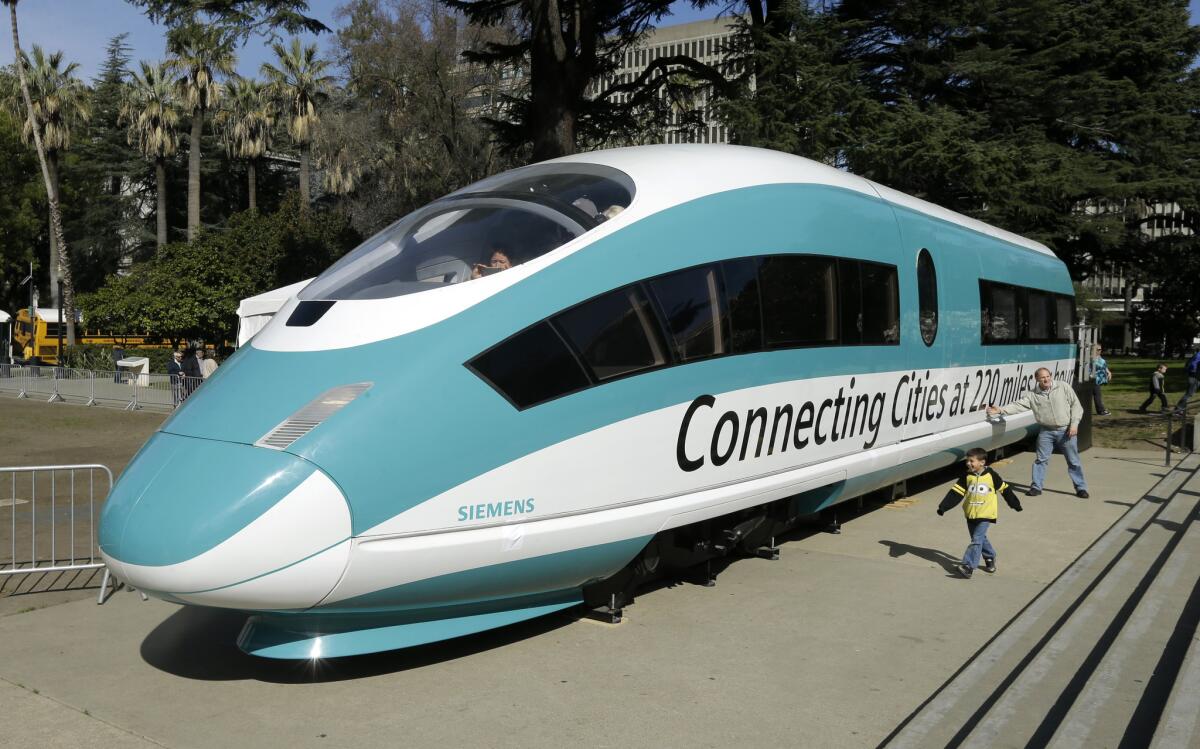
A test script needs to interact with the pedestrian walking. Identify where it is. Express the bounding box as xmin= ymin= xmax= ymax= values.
xmin=1174 ymin=350 xmax=1200 ymax=416
xmin=937 ymin=447 xmax=1023 ymax=578
xmin=1138 ymin=364 xmax=1170 ymax=413
xmin=986 ymin=367 xmax=1088 ymax=498
xmin=1092 ymin=345 xmax=1111 ymax=415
